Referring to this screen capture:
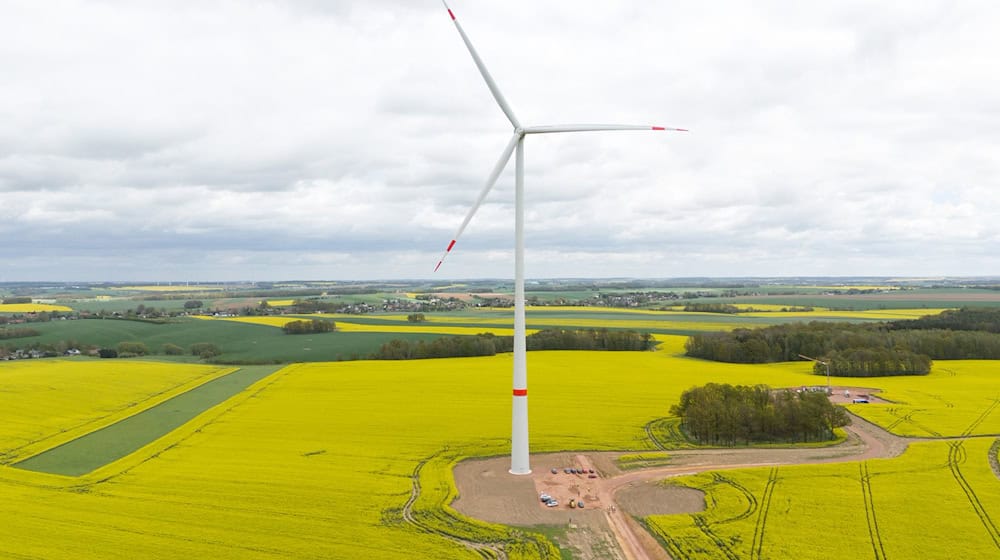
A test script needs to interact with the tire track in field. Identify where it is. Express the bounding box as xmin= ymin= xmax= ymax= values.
xmin=884 ymin=408 xmax=910 ymax=432
xmin=690 ymin=514 xmax=740 ymax=560
xmin=945 ymin=398 xmax=1000 ymax=550
xmin=402 ymin=452 xmax=506 ymax=560
xmin=644 ymin=419 xmax=667 ymax=451
xmin=749 ymin=467 xmax=778 ymax=560
xmin=711 ymin=473 xmax=758 ymax=524
xmin=946 ymin=441 xmax=999 ymax=549
xmin=884 ymin=408 xmax=941 ymax=438
xmin=860 ymin=462 xmax=887 ymax=560
xmin=687 ymin=475 xmax=745 ymax=560
xmin=964 ymin=398 xmax=1000 ymax=437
